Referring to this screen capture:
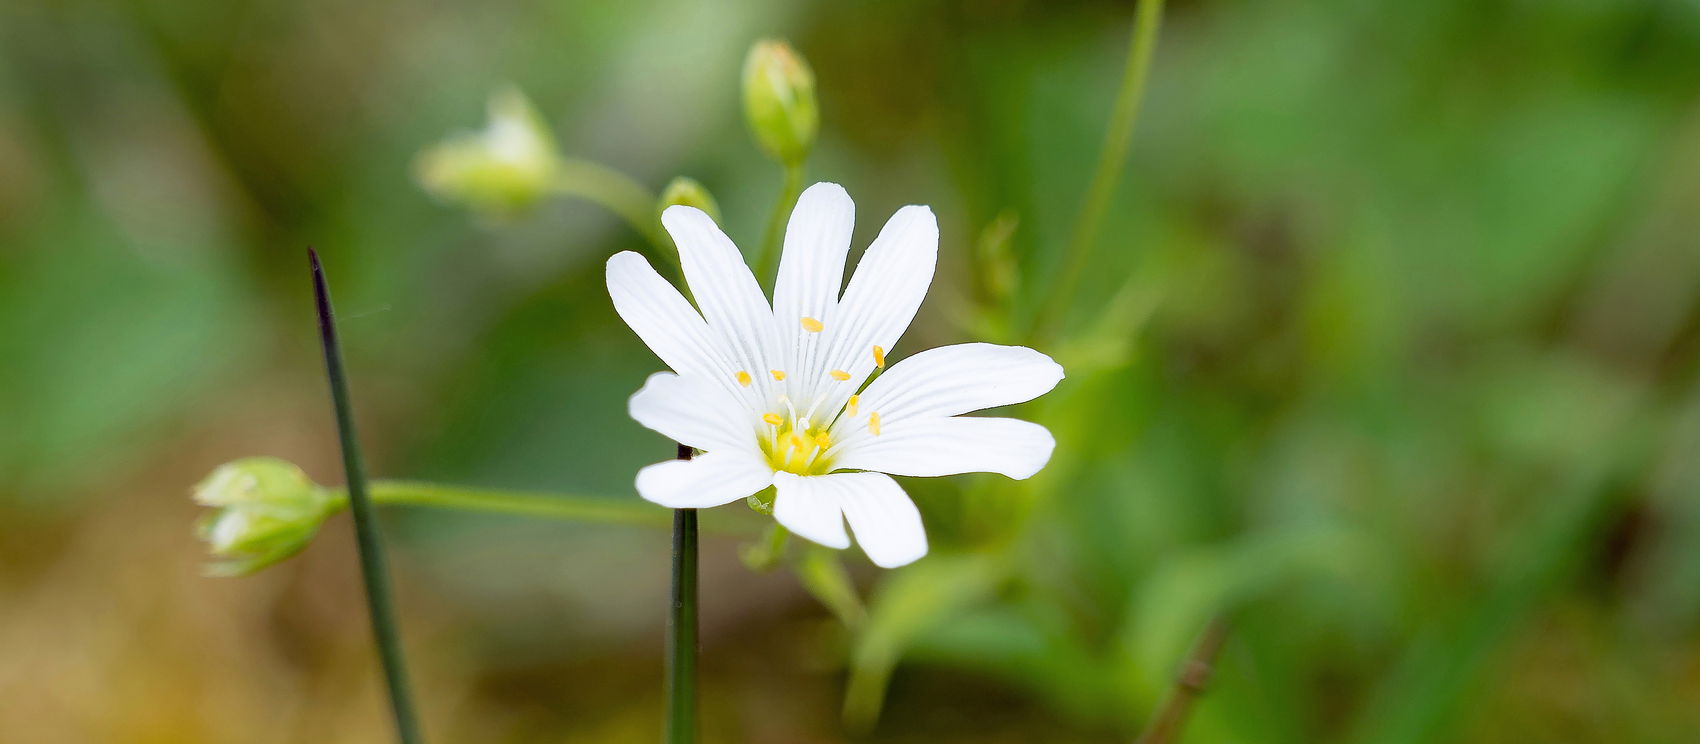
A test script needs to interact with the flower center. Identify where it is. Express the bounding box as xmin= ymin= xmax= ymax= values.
xmin=758 ymin=394 xmax=840 ymax=475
